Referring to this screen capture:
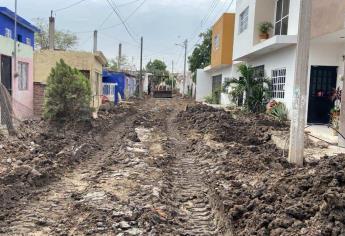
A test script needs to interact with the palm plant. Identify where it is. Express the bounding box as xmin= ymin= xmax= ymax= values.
xmin=224 ymin=64 xmax=271 ymax=113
